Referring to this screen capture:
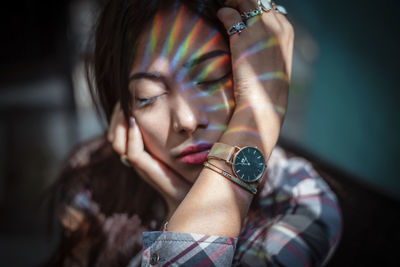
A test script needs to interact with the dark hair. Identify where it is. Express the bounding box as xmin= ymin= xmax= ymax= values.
xmin=88 ymin=0 xmax=227 ymax=124
xmin=46 ymin=1 xmax=234 ymax=266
